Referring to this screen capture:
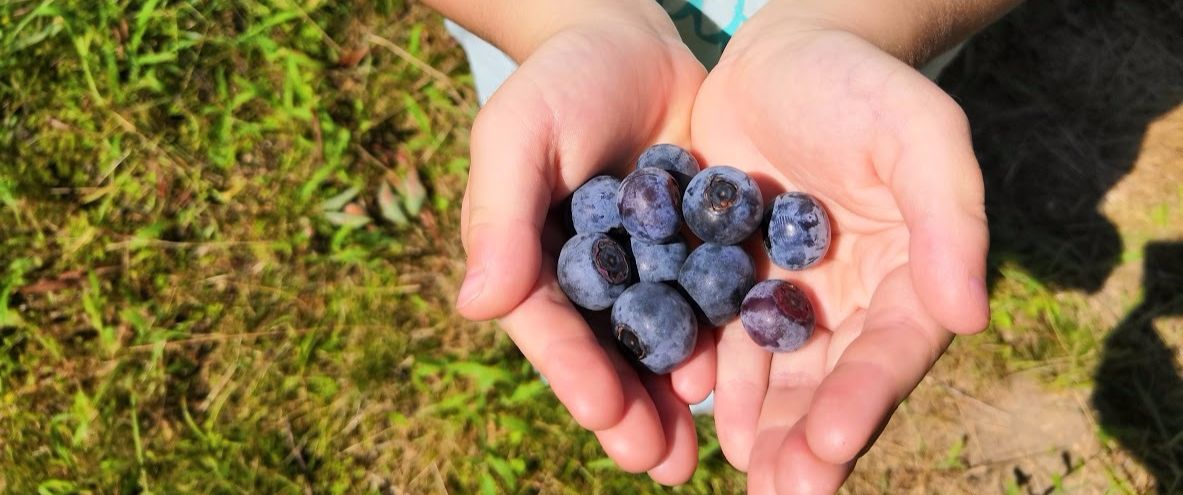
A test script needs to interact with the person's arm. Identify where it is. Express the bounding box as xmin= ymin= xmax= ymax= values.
xmin=756 ymin=0 xmax=1024 ymax=65
xmin=420 ymin=0 xmax=674 ymax=62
